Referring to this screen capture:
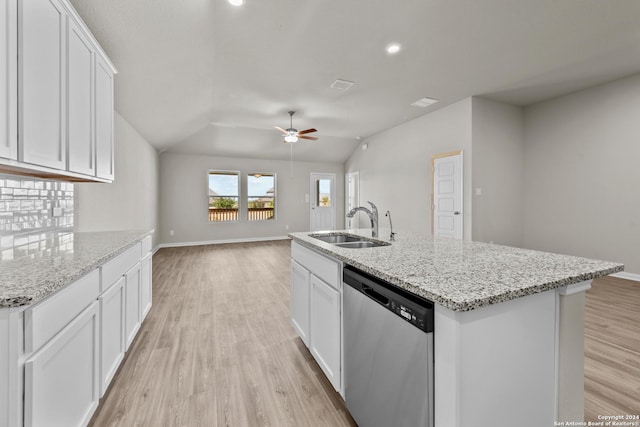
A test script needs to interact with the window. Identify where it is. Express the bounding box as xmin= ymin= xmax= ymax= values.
xmin=316 ymin=178 xmax=332 ymax=207
xmin=208 ymin=170 xmax=239 ymax=222
xmin=247 ymin=173 xmax=275 ymax=221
